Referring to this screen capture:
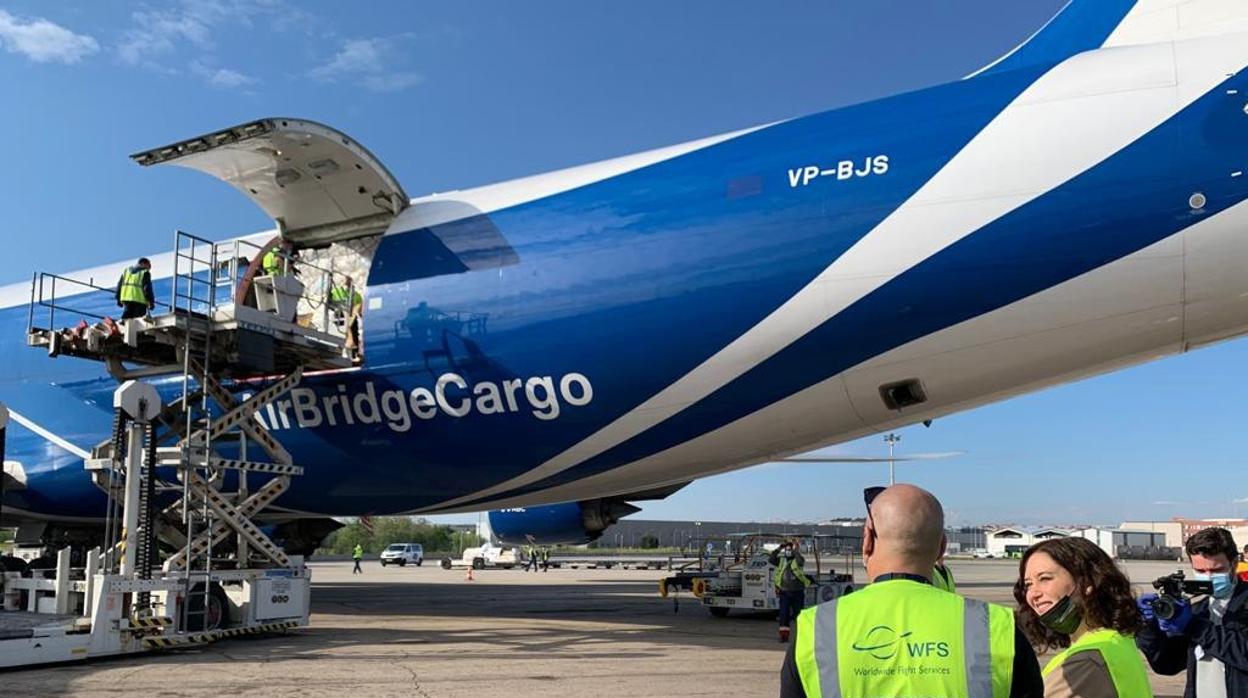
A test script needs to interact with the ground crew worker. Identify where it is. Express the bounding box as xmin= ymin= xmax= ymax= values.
xmin=331 ymin=276 xmax=364 ymax=356
xmin=779 ymin=484 xmax=1044 ymax=698
xmin=115 ymin=257 xmax=155 ymax=320
xmin=933 ymin=553 xmax=957 ymax=593
xmin=525 ymin=545 xmax=539 ymax=572
xmin=261 ymin=241 xmax=295 ymax=277
xmin=770 ymin=541 xmax=811 ymax=643
xmin=352 ymin=543 xmax=364 ymax=574
xmin=541 ymin=547 xmax=551 ymax=572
